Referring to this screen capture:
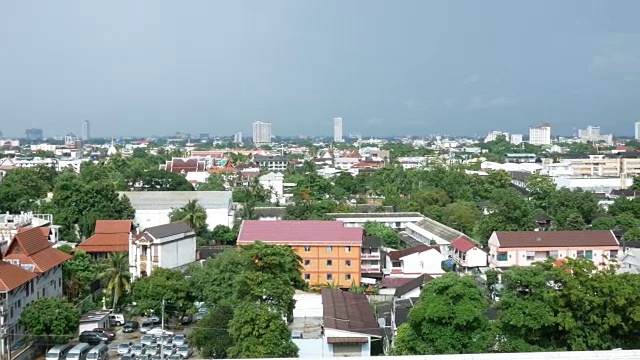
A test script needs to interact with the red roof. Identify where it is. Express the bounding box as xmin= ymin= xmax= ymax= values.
xmin=94 ymin=220 xmax=133 ymax=234
xmin=17 ymin=226 xmax=51 ymax=238
xmin=380 ymin=277 xmax=417 ymax=288
xmin=76 ymin=220 xmax=132 ymax=253
xmin=494 ymin=230 xmax=618 ymax=248
xmin=388 ymin=244 xmax=440 ymax=261
xmin=162 ymin=158 xmax=207 ymax=173
xmin=4 ymin=228 xmax=71 ymax=273
xmin=0 ymin=261 xmax=37 ymax=292
xmin=237 ymin=220 xmax=363 ymax=245
xmin=451 ymin=236 xmax=477 ymax=253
